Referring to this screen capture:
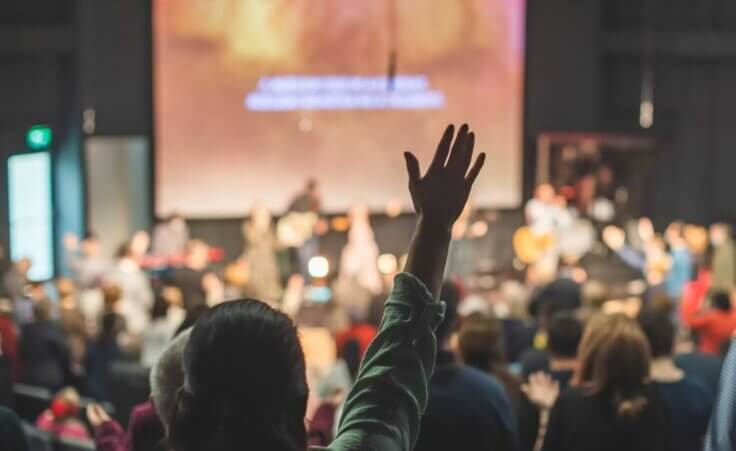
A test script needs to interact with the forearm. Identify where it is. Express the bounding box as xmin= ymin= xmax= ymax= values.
xmin=329 ymin=273 xmax=444 ymax=451
xmin=404 ymin=218 xmax=452 ymax=301
xmin=615 ymin=245 xmax=646 ymax=272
